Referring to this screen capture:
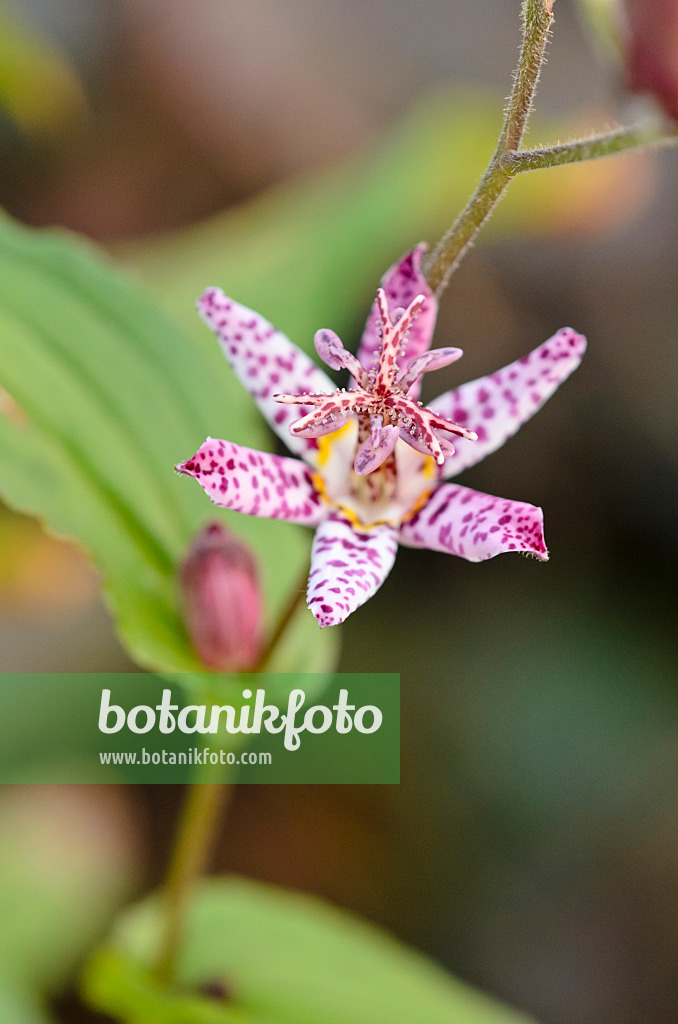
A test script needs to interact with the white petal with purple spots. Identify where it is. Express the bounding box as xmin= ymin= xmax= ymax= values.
xmin=197 ymin=288 xmax=335 ymax=464
xmin=307 ymin=513 xmax=398 ymax=627
xmin=429 ymin=328 xmax=587 ymax=480
xmin=176 ymin=438 xmax=324 ymax=526
xmin=399 ymin=483 xmax=548 ymax=562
